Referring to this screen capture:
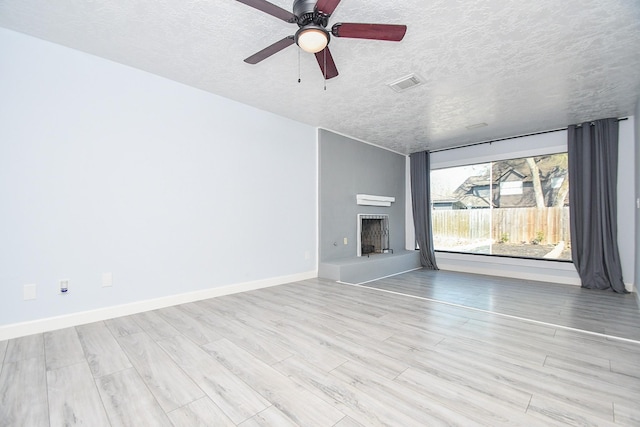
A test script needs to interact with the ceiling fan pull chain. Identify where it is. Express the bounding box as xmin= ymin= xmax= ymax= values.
xmin=298 ymin=48 xmax=301 ymax=83
xmin=323 ymin=48 xmax=327 ymax=91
